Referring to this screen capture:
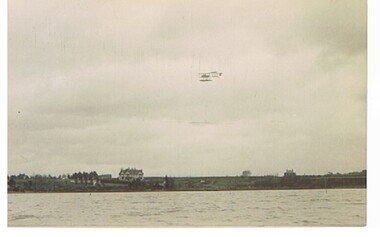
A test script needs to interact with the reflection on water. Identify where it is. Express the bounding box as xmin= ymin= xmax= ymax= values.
xmin=8 ymin=189 xmax=366 ymax=227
